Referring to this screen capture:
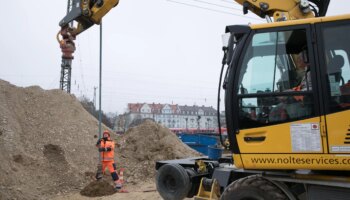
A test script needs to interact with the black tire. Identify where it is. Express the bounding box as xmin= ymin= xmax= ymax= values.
xmin=185 ymin=168 xmax=198 ymax=198
xmin=156 ymin=164 xmax=191 ymax=200
xmin=220 ymin=175 xmax=289 ymax=200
